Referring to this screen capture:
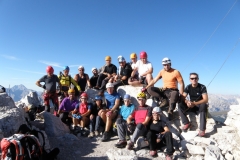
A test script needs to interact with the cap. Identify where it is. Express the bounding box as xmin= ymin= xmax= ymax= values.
xmin=124 ymin=94 xmax=131 ymax=99
xmin=106 ymin=83 xmax=114 ymax=88
xmin=152 ymin=107 xmax=161 ymax=114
